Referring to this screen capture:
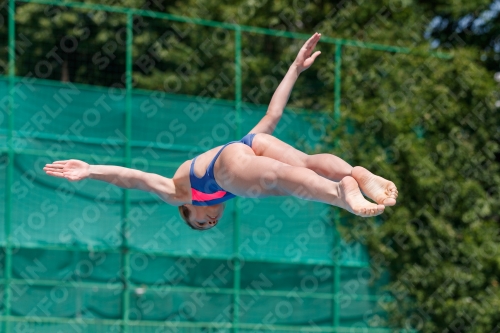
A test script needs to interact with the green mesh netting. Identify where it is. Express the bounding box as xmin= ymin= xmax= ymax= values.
xmin=0 ymin=77 xmax=389 ymax=332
